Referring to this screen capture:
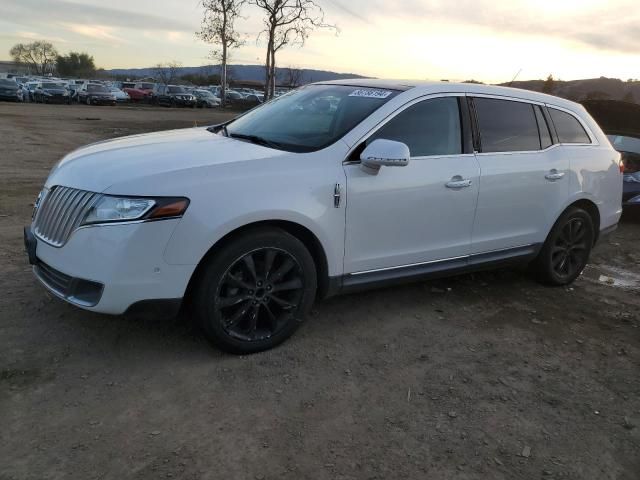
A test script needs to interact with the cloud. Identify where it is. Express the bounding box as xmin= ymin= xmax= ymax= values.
xmin=4 ymin=0 xmax=194 ymax=33
xmin=330 ymin=0 xmax=640 ymax=54
xmin=63 ymin=24 xmax=122 ymax=43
